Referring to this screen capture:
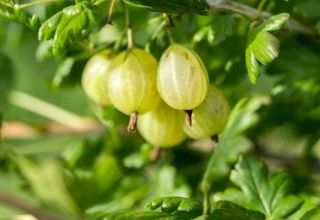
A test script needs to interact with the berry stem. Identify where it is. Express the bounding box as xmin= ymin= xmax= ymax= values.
xmin=150 ymin=145 xmax=161 ymax=161
xmin=125 ymin=4 xmax=135 ymax=50
xmin=164 ymin=13 xmax=174 ymax=27
xmin=127 ymin=112 xmax=138 ymax=133
xmin=211 ymin=135 xmax=219 ymax=144
xmin=107 ymin=0 xmax=116 ymax=24
xmin=184 ymin=110 xmax=193 ymax=126
xmin=201 ymin=182 xmax=210 ymax=219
